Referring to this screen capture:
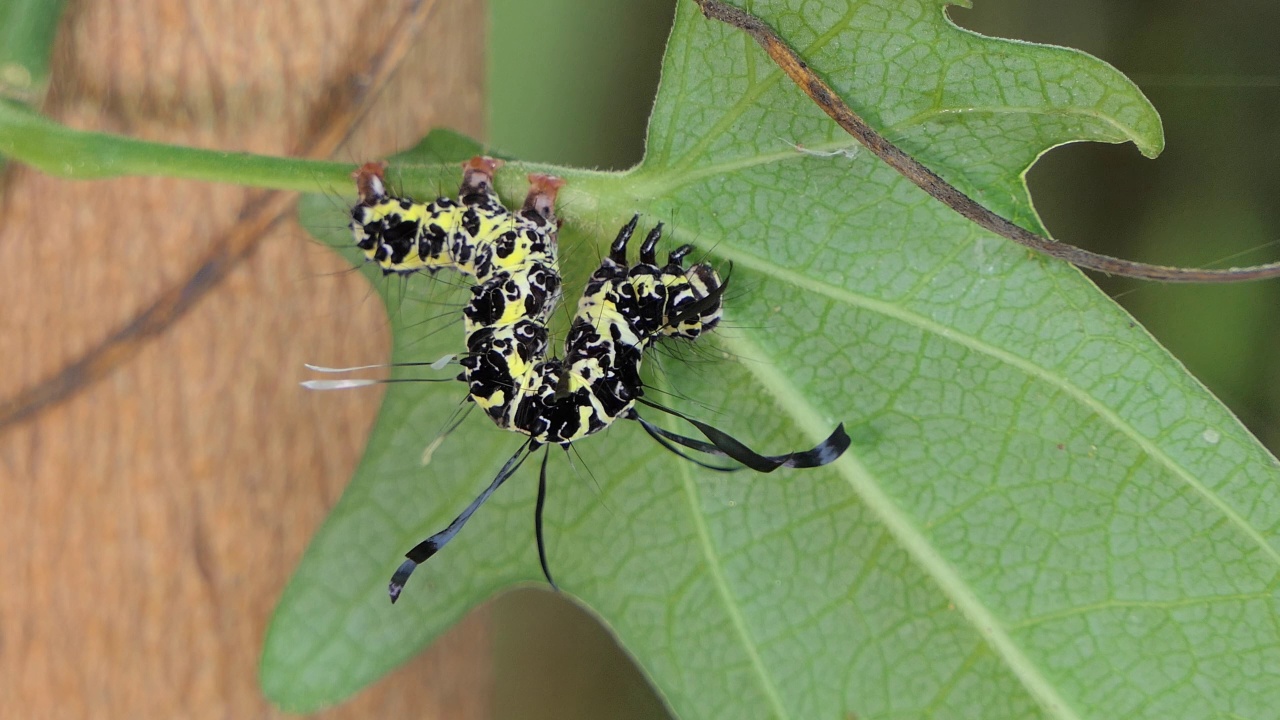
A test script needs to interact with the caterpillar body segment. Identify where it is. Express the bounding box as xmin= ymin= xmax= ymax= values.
xmin=457 ymin=216 xmax=730 ymax=448
xmin=349 ymin=157 xmax=564 ymax=285
xmin=508 ymin=218 xmax=727 ymax=445
xmin=456 ymin=171 xmax=564 ymax=428
xmin=350 ymin=160 xmax=465 ymax=276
